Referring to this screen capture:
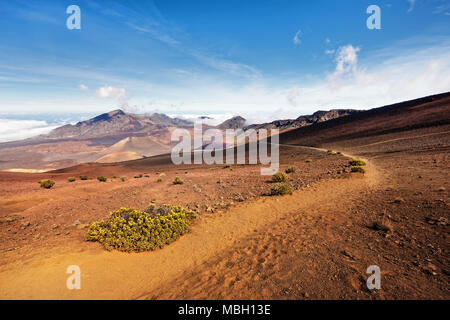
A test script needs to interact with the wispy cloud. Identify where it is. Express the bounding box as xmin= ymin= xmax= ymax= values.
xmin=95 ymin=86 xmax=128 ymax=99
xmin=293 ymin=29 xmax=302 ymax=45
xmin=407 ymin=0 xmax=416 ymax=12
